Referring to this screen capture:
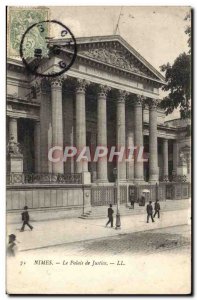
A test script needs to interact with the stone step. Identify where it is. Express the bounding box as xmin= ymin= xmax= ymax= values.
xmin=80 ymin=199 xmax=190 ymax=219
